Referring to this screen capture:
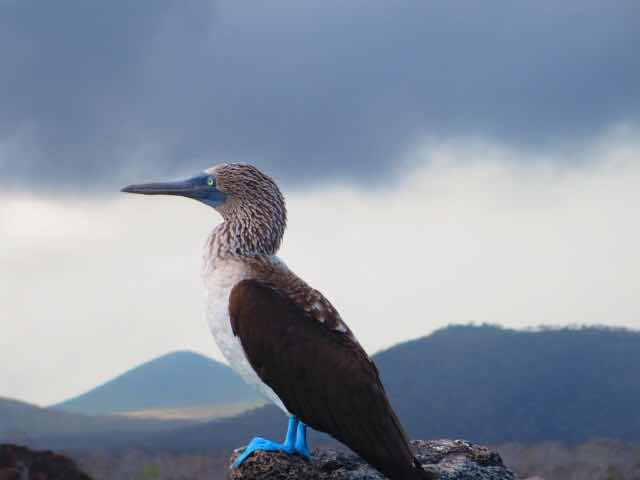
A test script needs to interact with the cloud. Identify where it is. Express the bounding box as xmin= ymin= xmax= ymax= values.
xmin=1 ymin=127 xmax=639 ymax=405
xmin=0 ymin=1 xmax=638 ymax=190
